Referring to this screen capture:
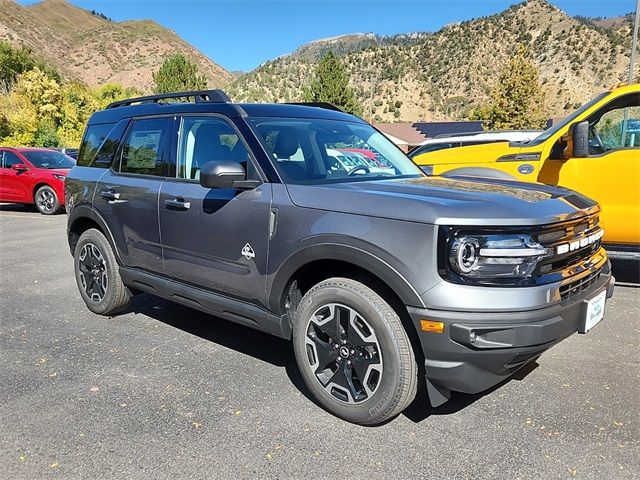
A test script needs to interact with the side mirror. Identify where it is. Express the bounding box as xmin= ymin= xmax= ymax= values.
xmin=11 ymin=163 xmax=28 ymax=171
xmin=199 ymin=160 xmax=258 ymax=189
xmin=570 ymin=121 xmax=589 ymax=158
